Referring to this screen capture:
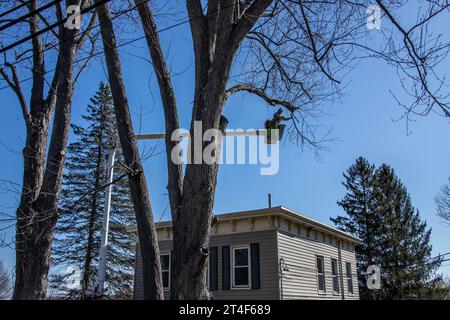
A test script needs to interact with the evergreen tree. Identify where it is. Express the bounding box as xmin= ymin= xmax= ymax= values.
xmin=373 ymin=164 xmax=440 ymax=299
xmin=332 ymin=157 xmax=441 ymax=299
xmin=331 ymin=157 xmax=383 ymax=299
xmin=0 ymin=261 xmax=11 ymax=300
xmin=51 ymin=82 xmax=135 ymax=299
